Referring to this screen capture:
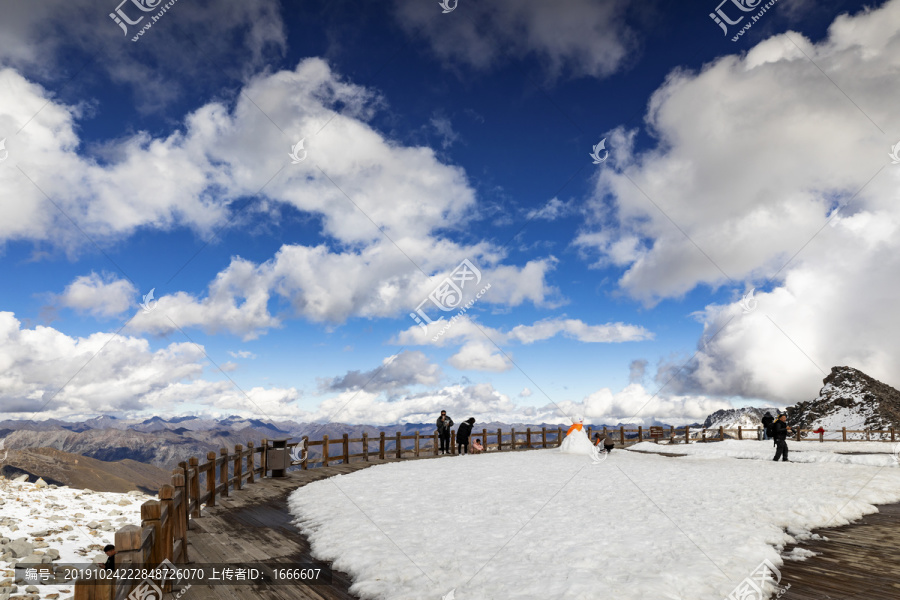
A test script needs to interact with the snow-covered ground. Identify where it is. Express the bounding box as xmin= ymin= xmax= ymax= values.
xmin=634 ymin=439 xmax=900 ymax=466
xmin=288 ymin=446 xmax=900 ymax=600
xmin=0 ymin=477 xmax=148 ymax=600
